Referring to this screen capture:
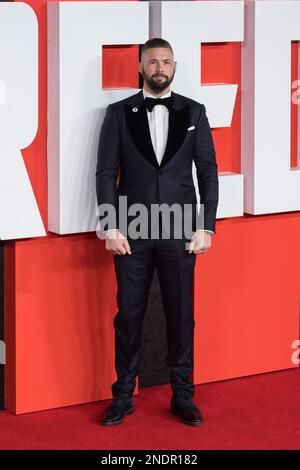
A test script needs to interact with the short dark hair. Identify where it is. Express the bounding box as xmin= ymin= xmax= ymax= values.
xmin=141 ymin=38 xmax=173 ymax=57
